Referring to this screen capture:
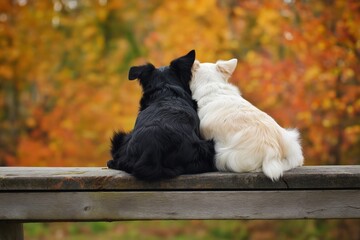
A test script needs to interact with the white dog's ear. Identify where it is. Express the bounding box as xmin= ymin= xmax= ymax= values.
xmin=192 ymin=60 xmax=200 ymax=72
xmin=216 ymin=59 xmax=238 ymax=80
